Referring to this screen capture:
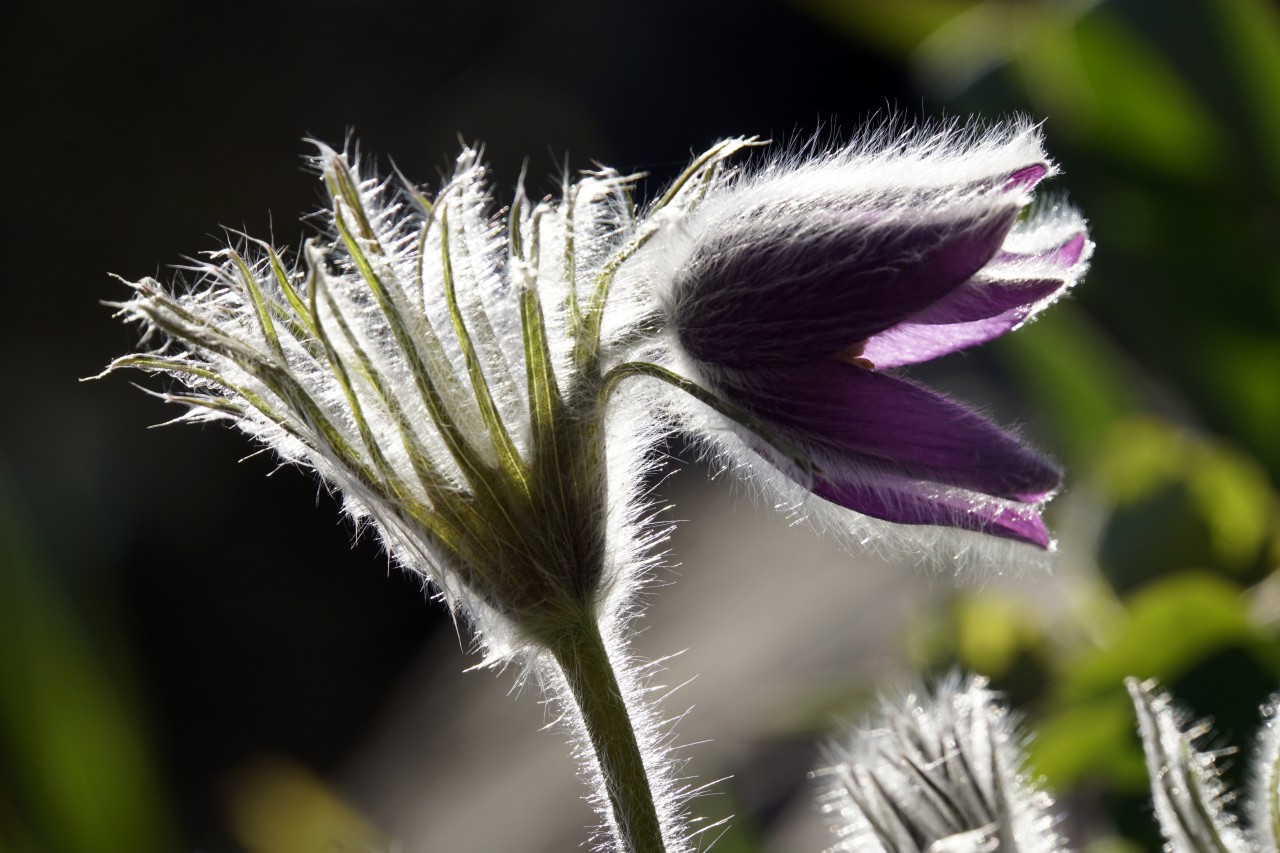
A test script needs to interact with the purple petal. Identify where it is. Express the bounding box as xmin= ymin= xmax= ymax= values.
xmin=890 ymin=275 xmax=1064 ymax=326
xmin=862 ymin=314 xmax=1030 ymax=368
xmin=722 ymin=363 xmax=1060 ymax=501
xmin=812 ymin=475 xmax=1052 ymax=547
xmin=1005 ymin=164 xmax=1050 ymax=192
xmin=674 ymin=203 xmax=1021 ymax=368
xmin=994 ymin=232 xmax=1087 ymax=269
xmin=863 ymin=277 xmax=1066 ymax=367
